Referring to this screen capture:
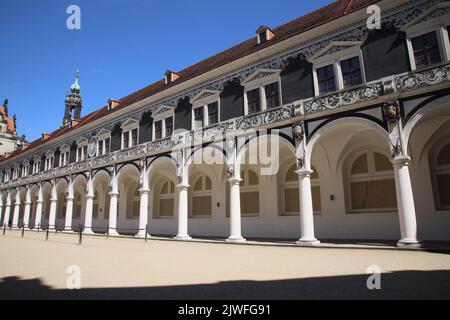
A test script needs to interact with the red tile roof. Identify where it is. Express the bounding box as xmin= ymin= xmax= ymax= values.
xmin=1 ymin=0 xmax=379 ymax=163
